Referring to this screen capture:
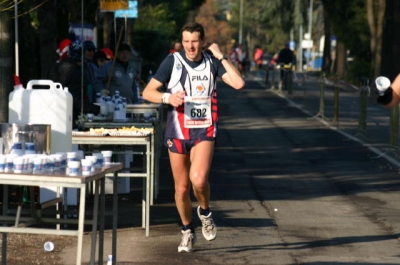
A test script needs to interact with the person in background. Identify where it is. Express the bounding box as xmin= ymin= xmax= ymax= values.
xmin=56 ymin=38 xmax=72 ymax=63
xmin=49 ymin=40 xmax=100 ymax=127
xmin=100 ymin=47 xmax=114 ymax=61
xmin=81 ymin=40 xmax=97 ymax=102
xmin=104 ymin=43 xmax=139 ymax=104
xmin=276 ymin=42 xmax=296 ymax=81
xmin=228 ymin=46 xmax=238 ymax=69
xmin=235 ymin=44 xmax=246 ymax=78
xmin=91 ymin=50 xmax=108 ymax=94
xmin=253 ymin=45 xmax=263 ymax=77
xmin=169 ymin=41 xmax=183 ymax=54
xmin=142 ymin=22 xmax=245 ymax=253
